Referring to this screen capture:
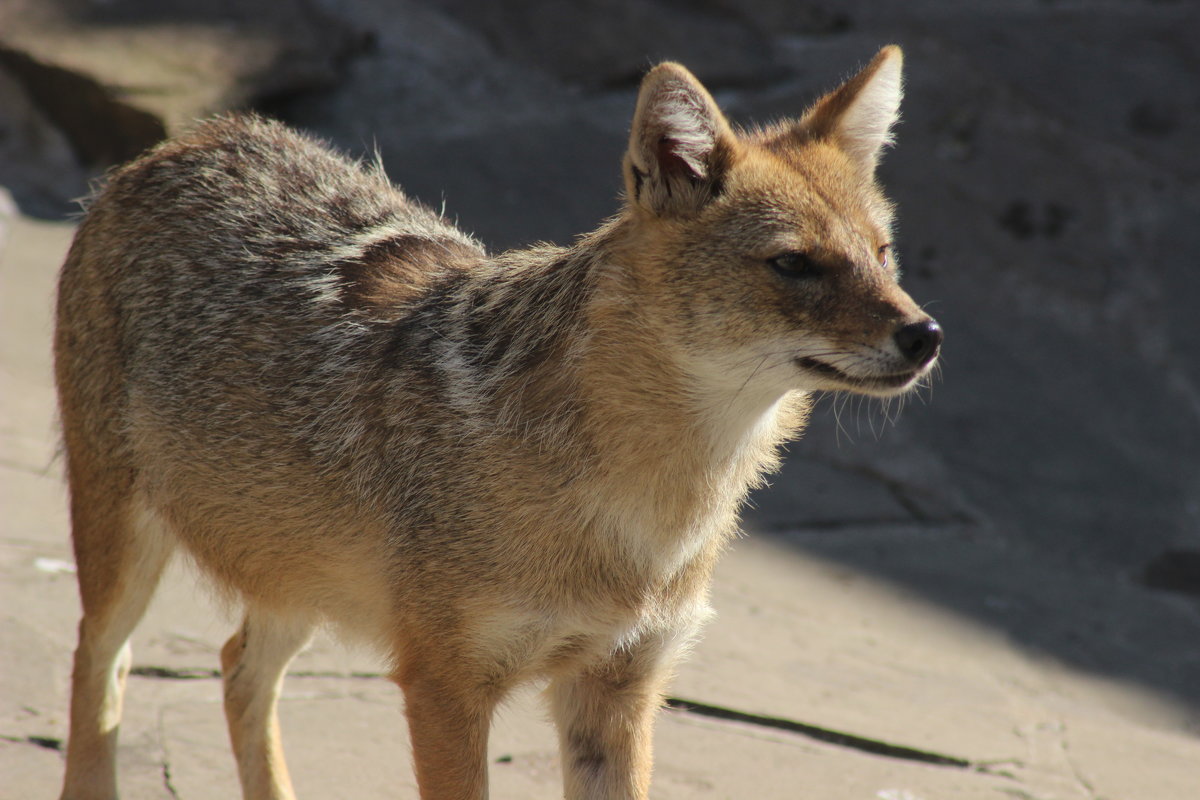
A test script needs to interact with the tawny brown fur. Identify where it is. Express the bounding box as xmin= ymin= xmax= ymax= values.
xmin=55 ymin=47 xmax=940 ymax=799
